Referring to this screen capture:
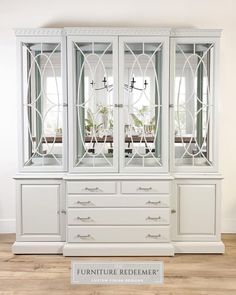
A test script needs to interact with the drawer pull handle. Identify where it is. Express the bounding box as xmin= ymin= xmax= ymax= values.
xmin=77 ymin=216 xmax=91 ymax=221
xmin=77 ymin=201 xmax=91 ymax=205
xmin=146 ymin=216 xmax=161 ymax=221
xmin=146 ymin=201 xmax=161 ymax=205
xmin=146 ymin=234 xmax=161 ymax=239
xmin=85 ymin=187 xmax=99 ymax=192
xmin=77 ymin=234 xmax=91 ymax=239
xmin=138 ymin=187 xmax=152 ymax=191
